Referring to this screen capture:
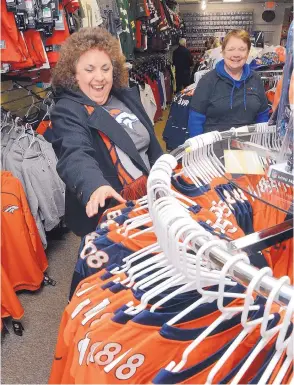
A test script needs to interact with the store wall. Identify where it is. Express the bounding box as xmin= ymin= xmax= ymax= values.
xmin=179 ymin=2 xmax=290 ymax=45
